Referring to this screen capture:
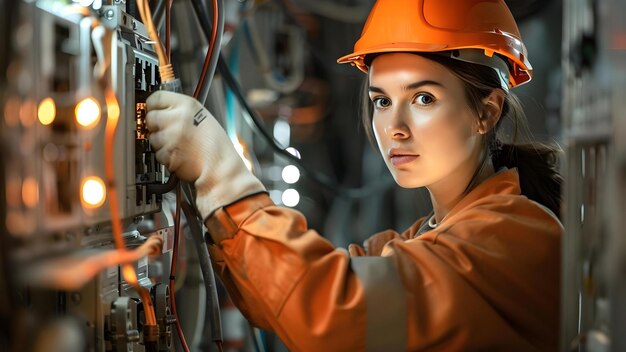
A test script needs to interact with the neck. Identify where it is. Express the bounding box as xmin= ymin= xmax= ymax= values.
xmin=427 ymin=157 xmax=495 ymax=225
